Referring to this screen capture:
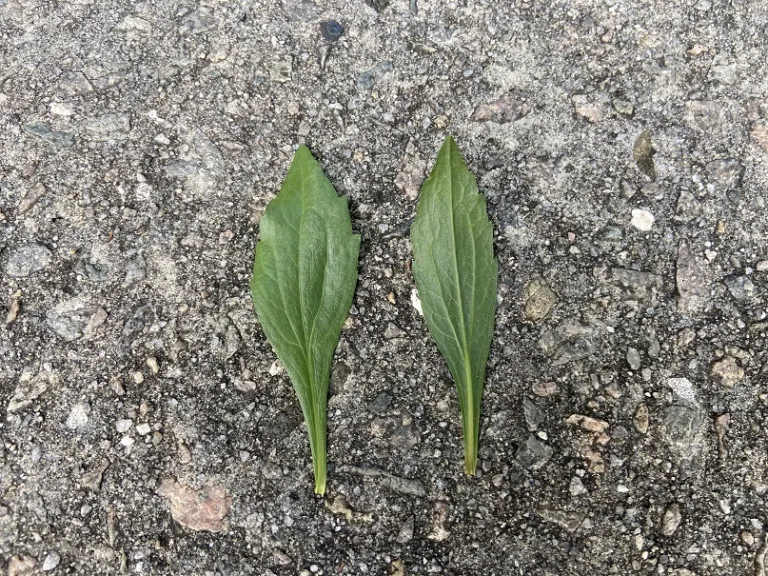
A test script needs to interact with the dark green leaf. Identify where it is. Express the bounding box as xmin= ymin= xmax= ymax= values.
xmin=411 ymin=136 xmax=498 ymax=475
xmin=251 ymin=145 xmax=360 ymax=494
